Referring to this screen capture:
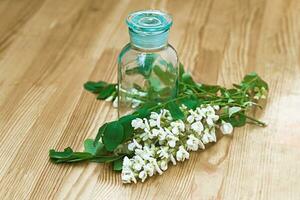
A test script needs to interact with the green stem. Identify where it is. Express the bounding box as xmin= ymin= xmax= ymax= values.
xmin=148 ymin=94 xmax=192 ymax=112
xmin=242 ymin=114 xmax=267 ymax=127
